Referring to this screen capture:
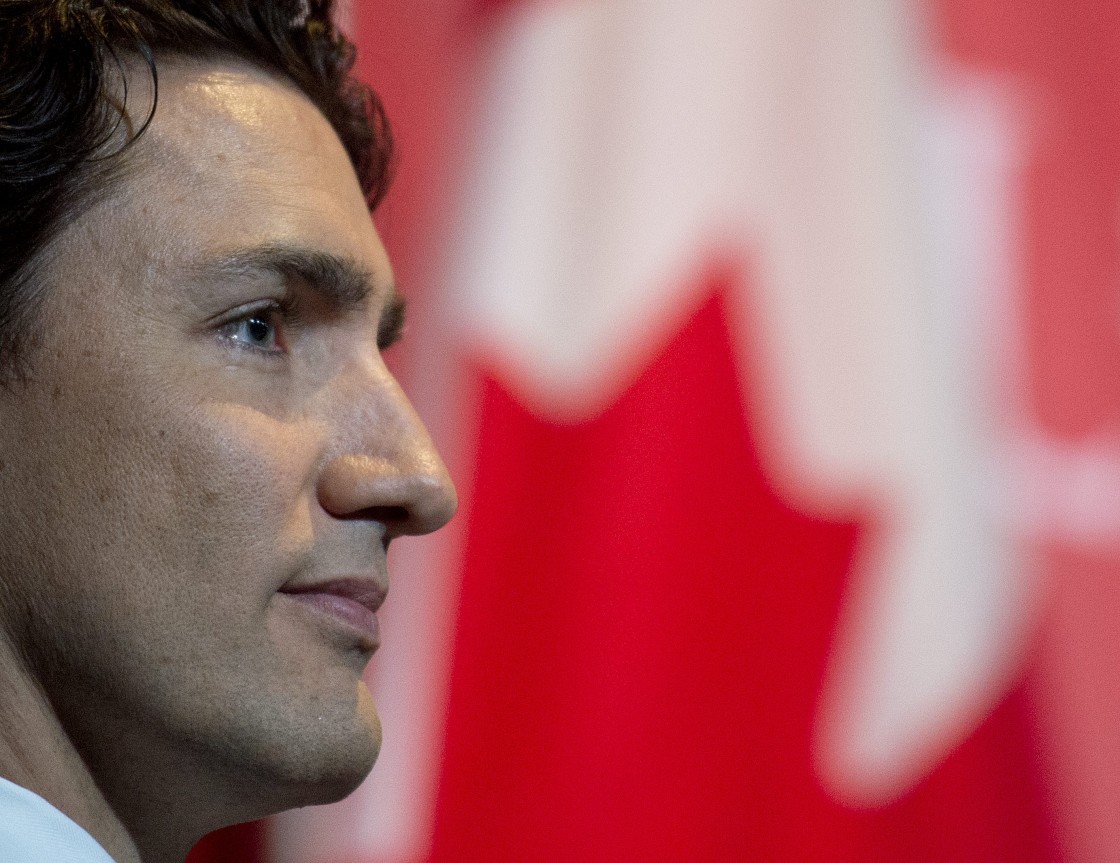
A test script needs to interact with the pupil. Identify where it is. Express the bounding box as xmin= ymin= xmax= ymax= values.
xmin=247 ymin=317 xmax=270 ymax=344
